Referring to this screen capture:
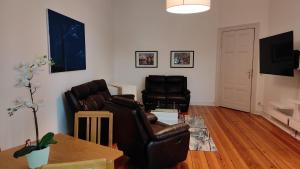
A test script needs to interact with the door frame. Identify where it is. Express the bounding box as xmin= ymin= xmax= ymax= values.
xmin=215 ymin=23 xmax=260 ymax=113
